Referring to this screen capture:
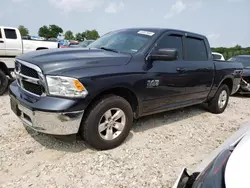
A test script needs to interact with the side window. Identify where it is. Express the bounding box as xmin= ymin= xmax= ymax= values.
xmin=156 ymin=34 xmax=183 ymax=59
xmin=0 ymin=29 xmax=2 ymax=38
xmin=4 ymin=29 xmax=17 ymax=39
xmin=186 ymin=37 xmax=208 ymax=61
